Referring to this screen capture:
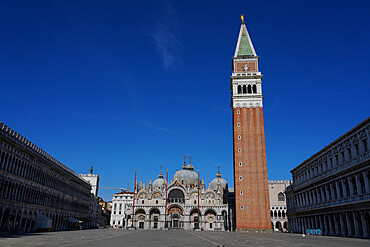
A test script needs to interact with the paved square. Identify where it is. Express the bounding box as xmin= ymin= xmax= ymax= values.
xmin=1 ymin=229 xmax=369 ymax=247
